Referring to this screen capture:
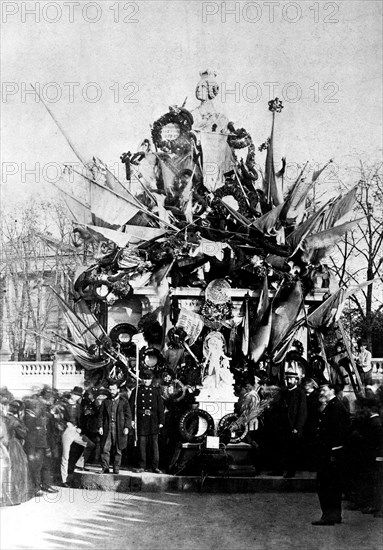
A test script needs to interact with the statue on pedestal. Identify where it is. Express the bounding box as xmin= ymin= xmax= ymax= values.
xmin=198 ymin=331 xmax=235 ymax=401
